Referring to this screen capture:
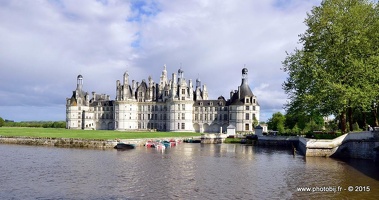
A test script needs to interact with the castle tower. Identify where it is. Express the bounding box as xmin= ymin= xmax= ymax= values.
xmin=66 ymin=74 xmax=94 ymax=130
xmin=228 ymin=67 xmax=259 ymax=133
